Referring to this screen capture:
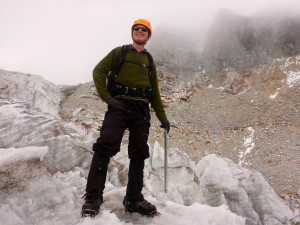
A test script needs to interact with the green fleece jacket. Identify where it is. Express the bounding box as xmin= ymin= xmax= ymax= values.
xmin=93 ymin=45 xmax=167 ymax=120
